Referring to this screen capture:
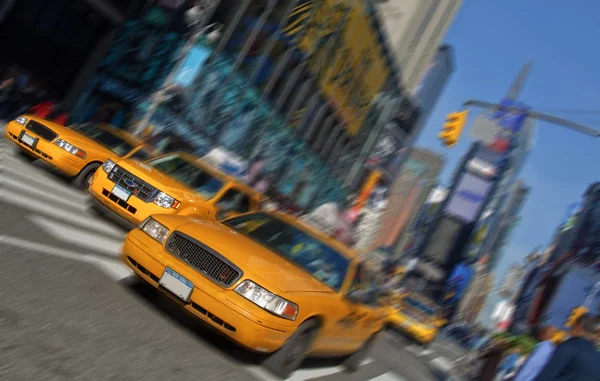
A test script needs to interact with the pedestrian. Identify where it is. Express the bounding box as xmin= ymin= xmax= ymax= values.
xmin=533 ymin=313 xmax=600 ymax=381
xmin=496 ymin=346 xmax=522 ymax=380
xmin=475 ymin=339 xmax=509 ymax=381
xmin=512 ymin=326 xmax=556 ymax=381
